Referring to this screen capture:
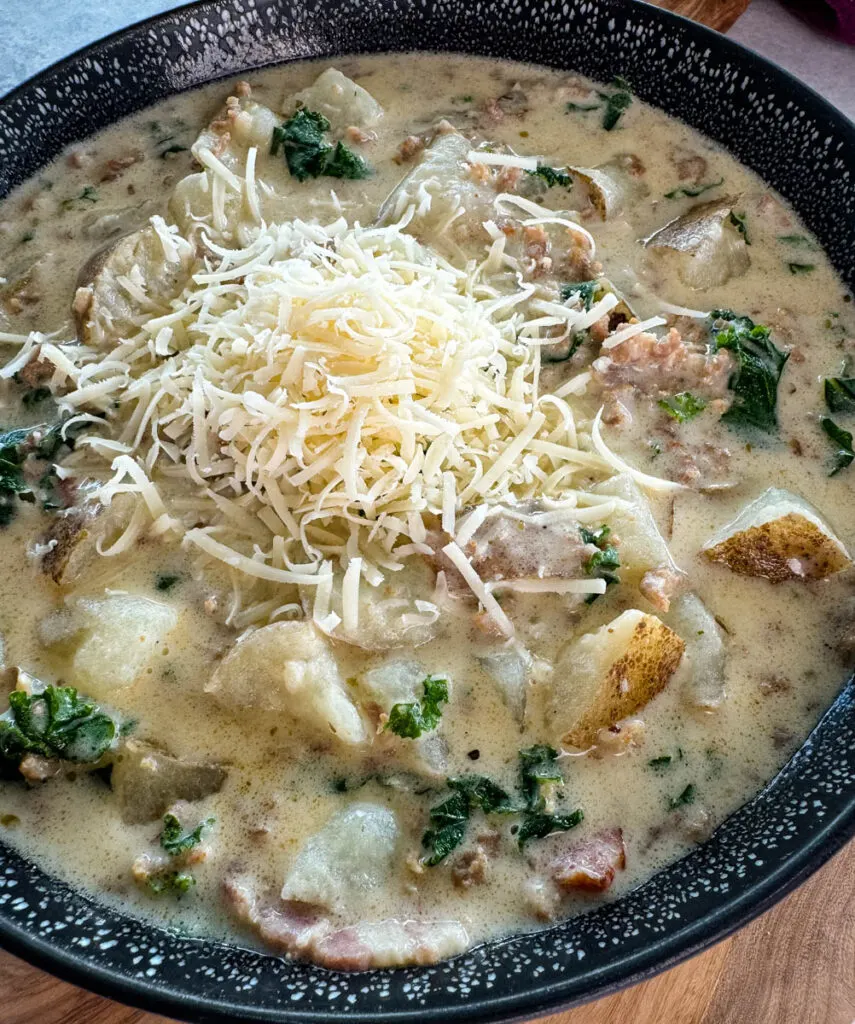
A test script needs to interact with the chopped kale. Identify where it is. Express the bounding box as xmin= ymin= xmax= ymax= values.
xmin=159 ymin=144 xmax=188 ymax=159
xmin=728 ymin=210 xmax=750 ymax=244
xmin=448 ymin=775 xmax=516 ymax=814
xmin=155 ymin=573 xmax=181 ymax=592
xmin=824 ymin=377 xmax=855 ymax=415
xmin=657 ymin=391 xmax=707 ymax=423
xmin=579 ymin=524 xmax=611 ymax=547
xmin=517 ymin=809 xmax=584 ymax=848
xmin=668 ymin=783 xmax=696 ymax=810
xmin=519 ymin=745 xmax=563 ymax=812
xmin=648 ymin=755 xmax=673 ymax=769
xmin=710 ymin=310 xmax=789 ymax=433
xmin=778 ymin=234 xmax=815 ymax=248
xmin=566 ymin=77 xmax=632 ymax=131
xmin=160 ymin=812 xmax=214 ymax=856
xmin=601 ymin=78 xmax=632 ymax=131
xmin=526 ymin=165 xmax=572 ymax=189
xmin=146 ymin=871 xmax=195 ymax=897
xmin=271 ymin=109 xmax=370 ymax=182
xmin=0 ymin=421 xmax=78 ymax=525
xmin=580 ymin=522 xmax=620 ymax=601
xmin=821 ymin=417 xmax=854 ymax=476
xmin=664 ymin=178 xmax=724 ymax=200
xmin=61 ymin=185 xmax=99 ymax=210
xmin=21 ymin=387 xmax=51 ymax=408
xmin=0 ymin=685 xmax=117 ymax=768
xmin=561 ymin=280 xmax=598 ymax=312
xmin=385 ymin=675 xmax=449 ymax=739
xmin=422 ymin=789 xmax=470 ymax=866
xmin=788 ymin=262 xmax=815 ymax=275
